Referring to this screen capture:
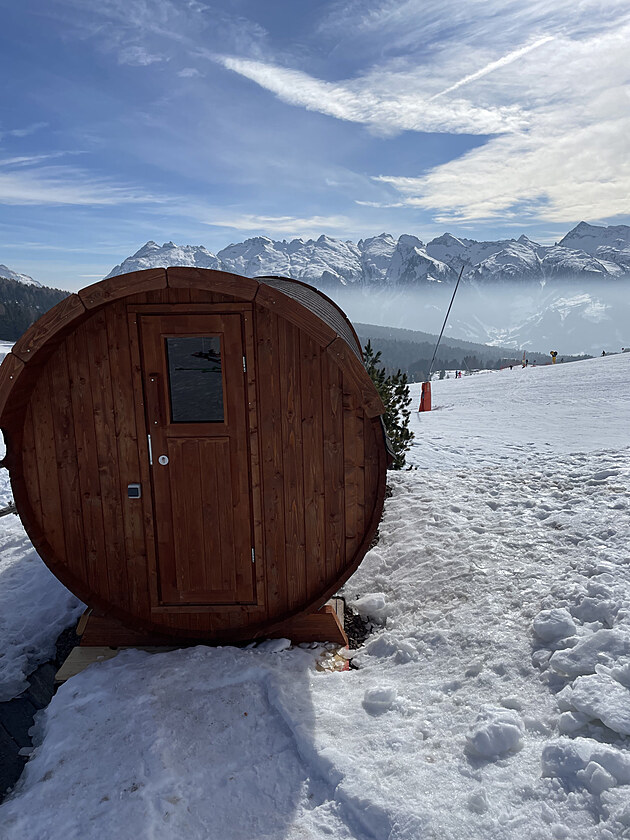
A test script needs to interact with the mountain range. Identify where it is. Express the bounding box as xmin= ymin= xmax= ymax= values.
xmin=105 ymin=222 xmax=630 ymax=287
xmin=2 ymin=222 xmax=629 ymax=354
